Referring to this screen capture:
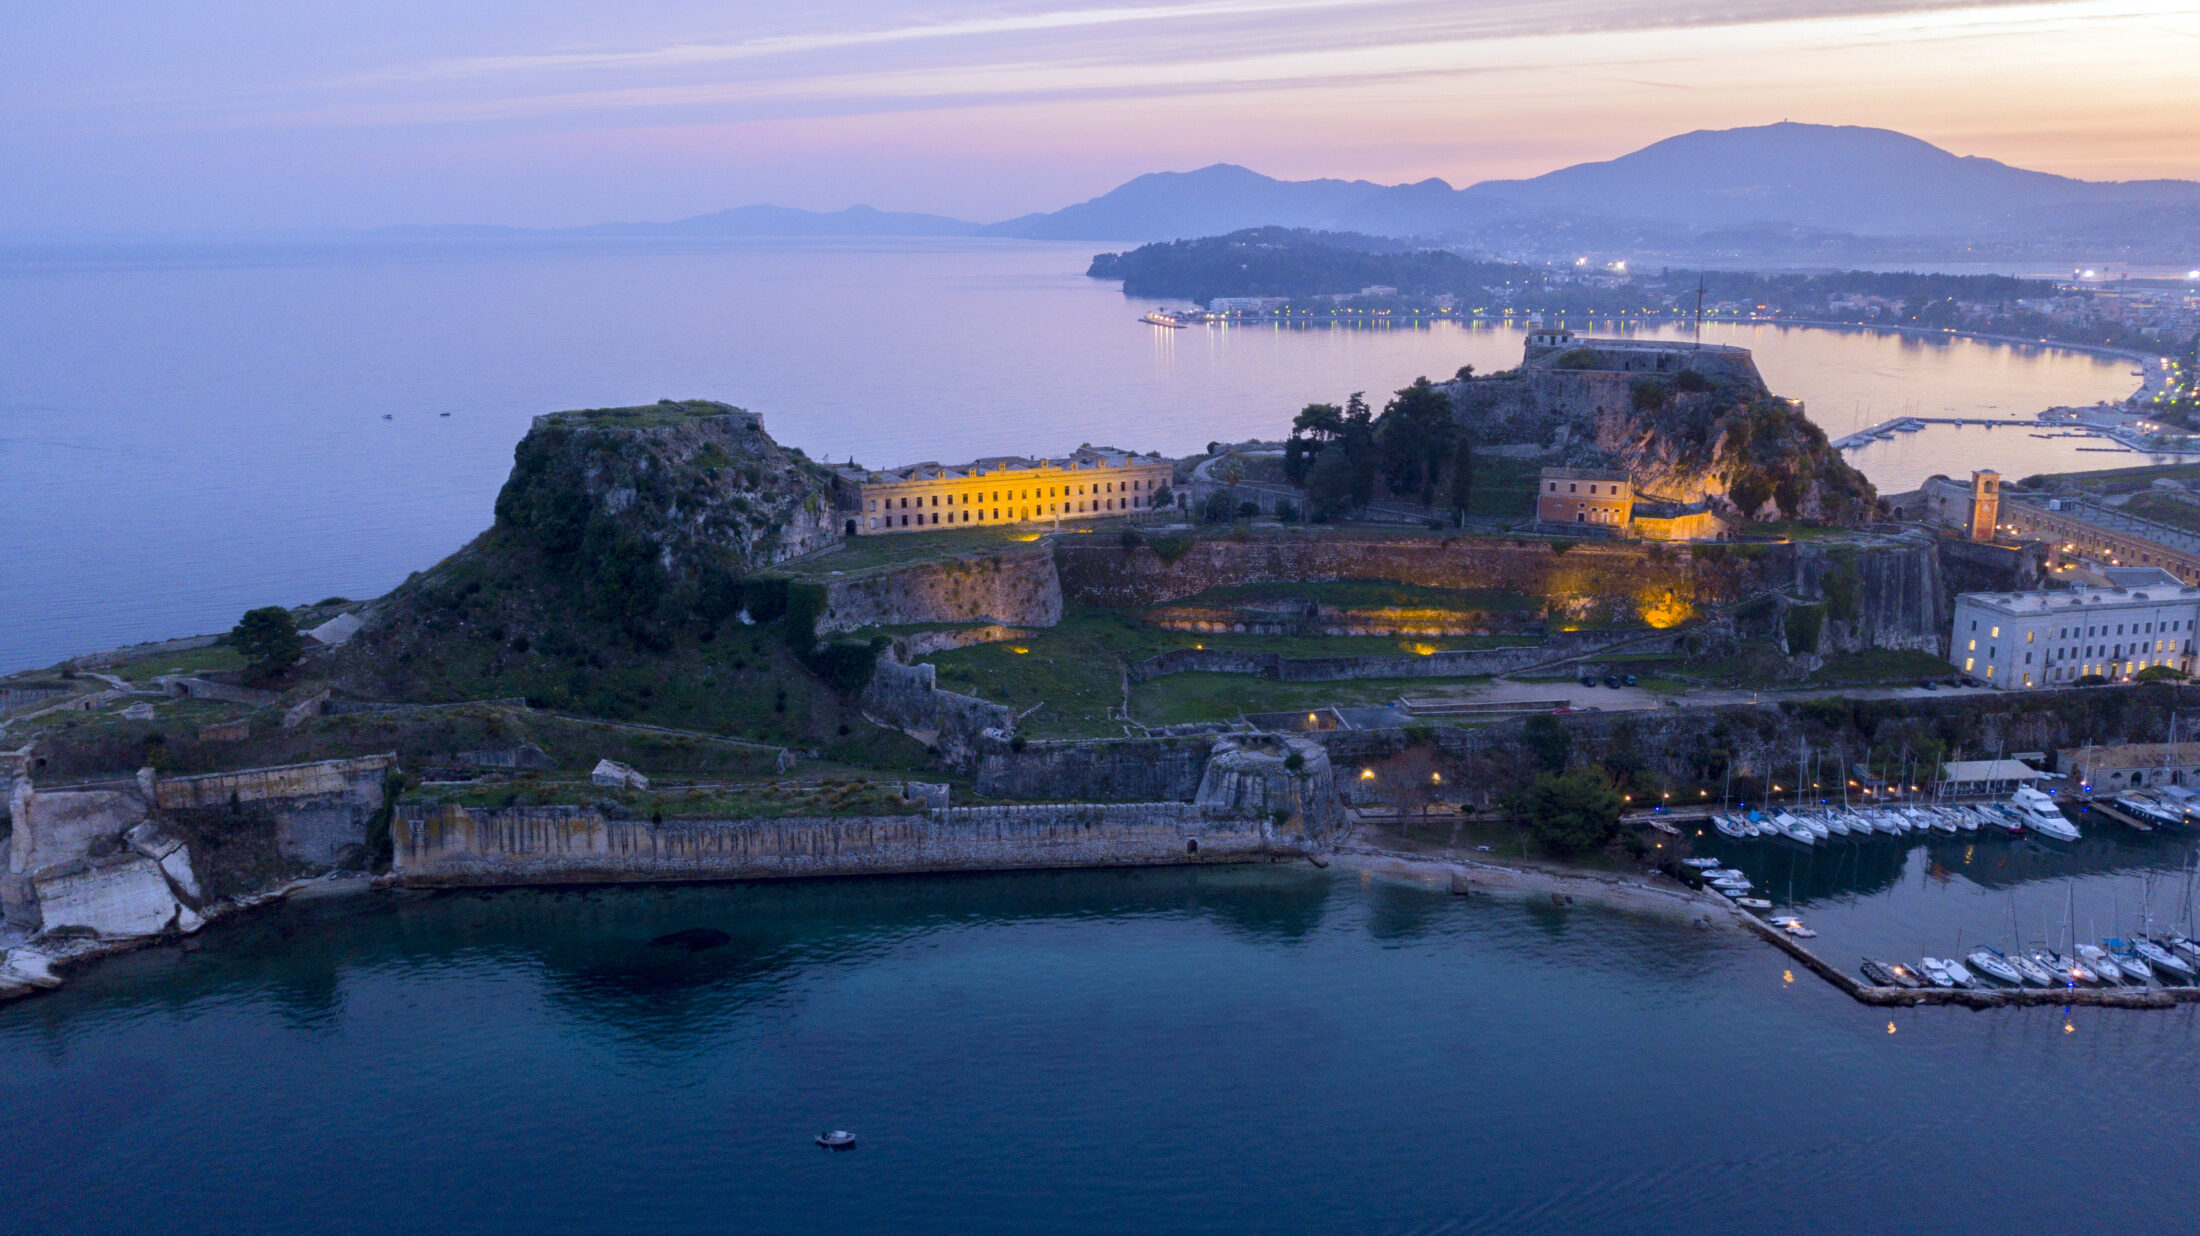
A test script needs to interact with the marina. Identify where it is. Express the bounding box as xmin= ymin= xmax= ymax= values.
xmin=1678 ymin=777 xmax=2200 ymax=1010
